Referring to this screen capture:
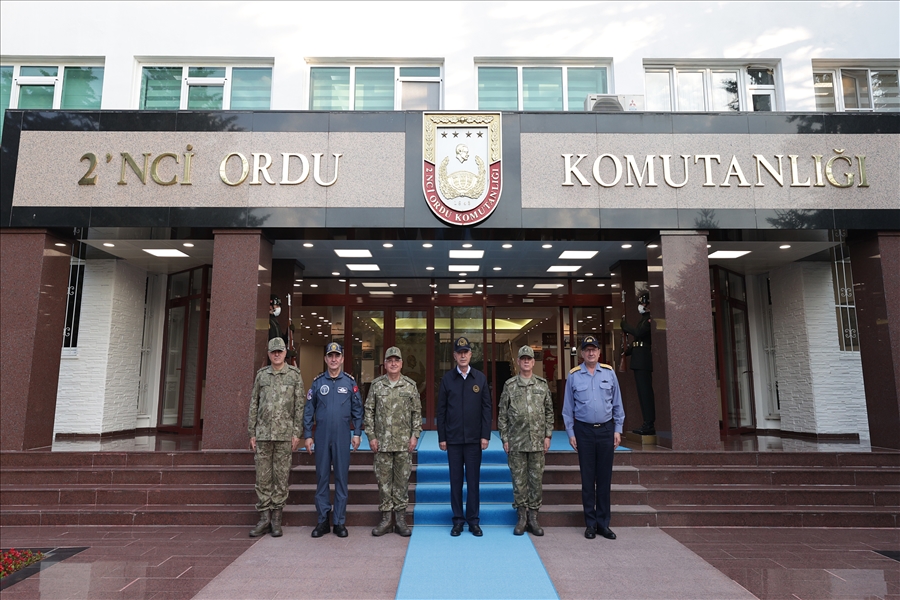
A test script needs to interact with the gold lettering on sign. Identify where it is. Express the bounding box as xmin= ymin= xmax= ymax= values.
xmin=661 ymin=155 xmax=689 ymax=188
xmin=150 ymin=152 xmax=179 ymax=186
xmin=251 ymin=153 xmax=275 ymax=185
xmin=182 ymin=145 xmax=194 ymax=185
xmin=694 ymin=155 xmax=721 ymax=187
xmin=812 ymin=155 xmax=825 ymax=187
xmin=220 ymin=152 xmax=250 ymax=186
xmin=789 ymin=155 xmax=811 ymax=187
xmin=78 ymin=153 xmax=98 ymax=185
xmin=753 ymin=155 xmax=784 ymax=187
xmin=625 ymin=155 xmax=657 ymax=187
xmin=118 ymin=152 xmax=151 ymax=185
xmin=721 ymin=156 xmax=751 ymax=187
xmin=592 ymin=154 xmax=622 ymax=187
xmin=312 ymin=153 xmax=341 ymax=187
xmin=825 ymin=149 xmax=854 ymax=188
xmin=855 ymin=155 xmax=869 ymax=187
xmin=281 ymin=153 xmax=310 ymax=185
